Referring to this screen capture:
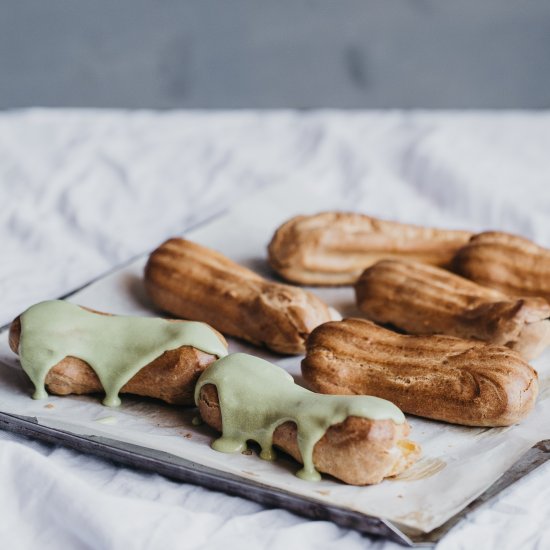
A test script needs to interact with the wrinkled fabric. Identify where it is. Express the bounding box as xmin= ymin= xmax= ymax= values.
xmin=1 ymin=109 xmax=550 ymax=549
